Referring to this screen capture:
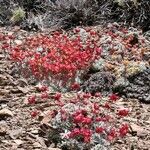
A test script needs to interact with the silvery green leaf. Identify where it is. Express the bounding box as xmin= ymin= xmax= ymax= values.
xmin=91 ymin=144 xmax=109 ymax=150
xmin=75 ymin=76 xmax=82 ymax=84
xmin=92 ymin=133 xmax=109 ymax=146
xmin=36 ymin=47 xmax=43 ymax=52
xmin=92 ymin=58 xmax=105 ymax=71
